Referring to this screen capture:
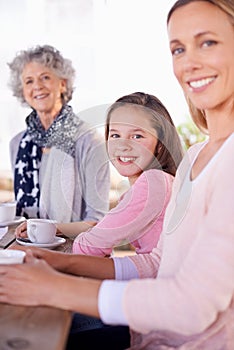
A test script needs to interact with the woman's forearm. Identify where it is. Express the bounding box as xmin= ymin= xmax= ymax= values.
xmin=51 ymin=273 xmax=102 ymax=317
xmin=56 ymin=221 xmax=97 ymax=238
xmin=15 ymin=221 xmax=97 ymax=240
